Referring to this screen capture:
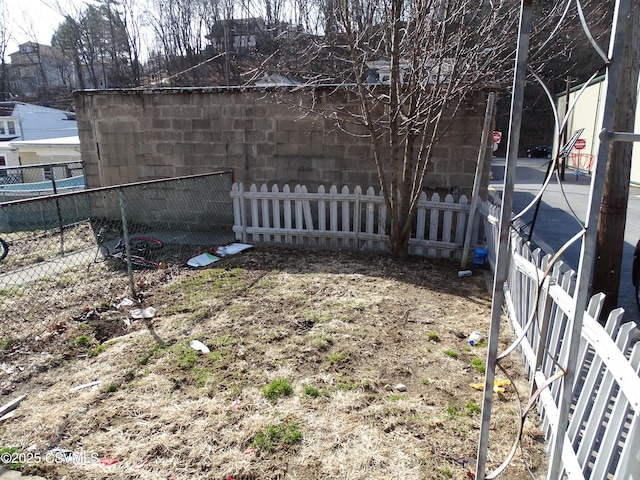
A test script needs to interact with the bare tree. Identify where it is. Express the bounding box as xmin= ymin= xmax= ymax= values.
xmin=51 ymin=0 xmax=134 ymax=89
xmin=147 ymin=0 xmax=212 ymax=83
xmin=297 ymin=0 xmax=519 ymax=259
xmin=115 ymin=0 xmax=144 ymax=85
xmin=0 ymin=0 xmax=10 ymax=99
